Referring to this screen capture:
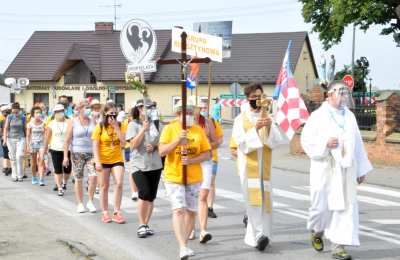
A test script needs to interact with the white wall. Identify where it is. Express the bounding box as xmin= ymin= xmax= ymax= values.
xmin=0 ymin=85 xmax=10 ymax=104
